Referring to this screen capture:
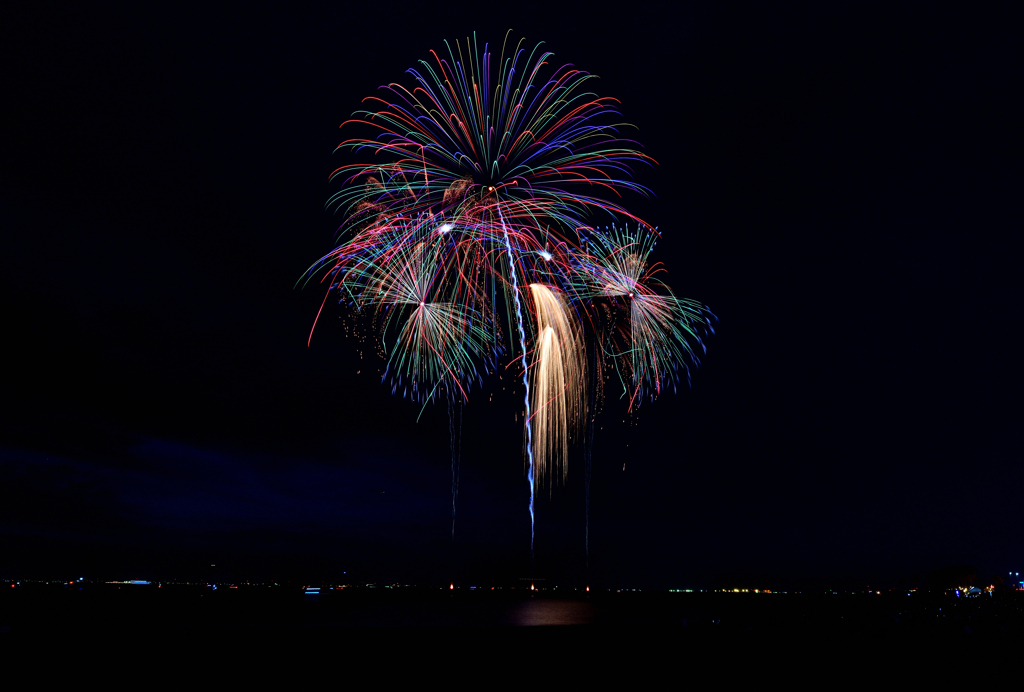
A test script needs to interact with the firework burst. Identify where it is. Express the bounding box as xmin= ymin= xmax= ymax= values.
xmin=304 ymin=33 xmax=712 ymax=554
xmin=582 ymin=223 xmax=714 ymax=409
xmin=328 ymin=32 xmax=654 ymax=242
